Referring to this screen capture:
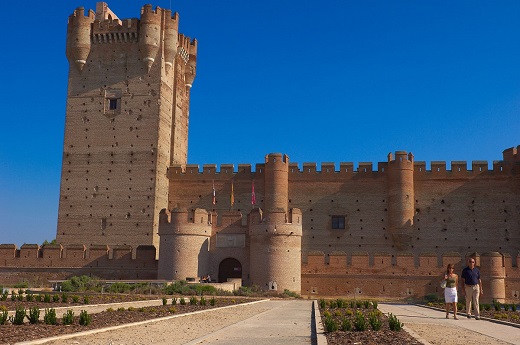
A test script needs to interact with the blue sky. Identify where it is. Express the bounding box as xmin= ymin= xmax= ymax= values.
xmin=1 ymin=0 xmax=519 ymax=246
